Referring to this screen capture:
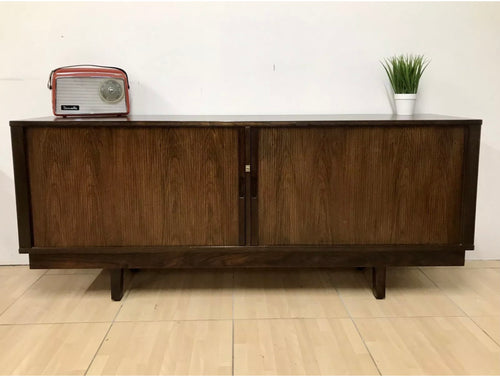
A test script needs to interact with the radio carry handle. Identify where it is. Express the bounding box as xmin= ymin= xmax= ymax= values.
xmin=47 ymin=64 xmax=130 ymax=89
